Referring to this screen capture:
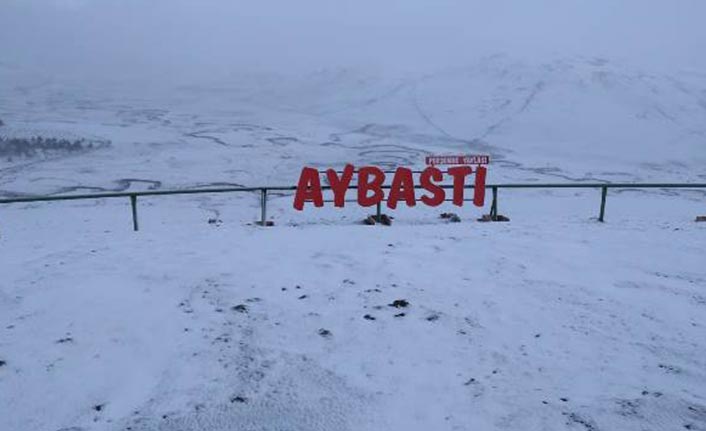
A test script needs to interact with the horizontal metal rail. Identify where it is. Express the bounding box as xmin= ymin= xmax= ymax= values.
xmin=3 ymin=182 xmax=705 ymax=204
xmin=0 ymin=186 xmax=292 ymax=204
xmin=0 ymin=183 xmax=704 ymax=230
